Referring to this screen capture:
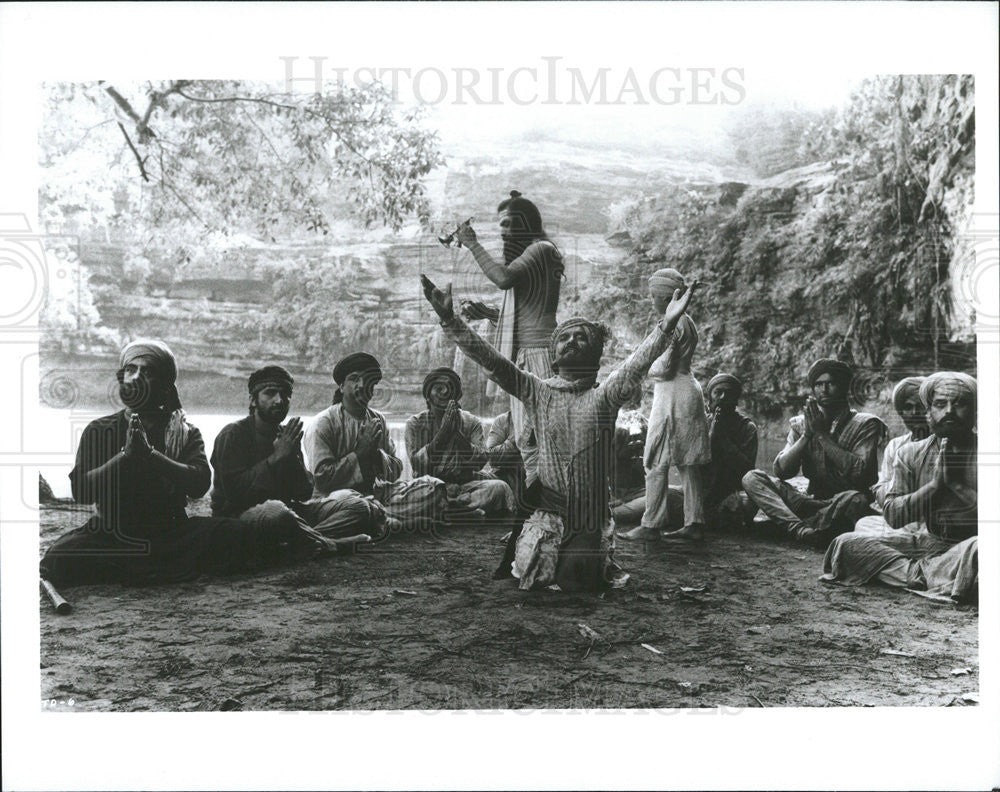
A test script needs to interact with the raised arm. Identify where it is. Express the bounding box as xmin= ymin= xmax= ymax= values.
xmin=421 ymin=275 xmax=539 ymax=404
xmin=602 ymin=282 xmax=698 ymax=407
